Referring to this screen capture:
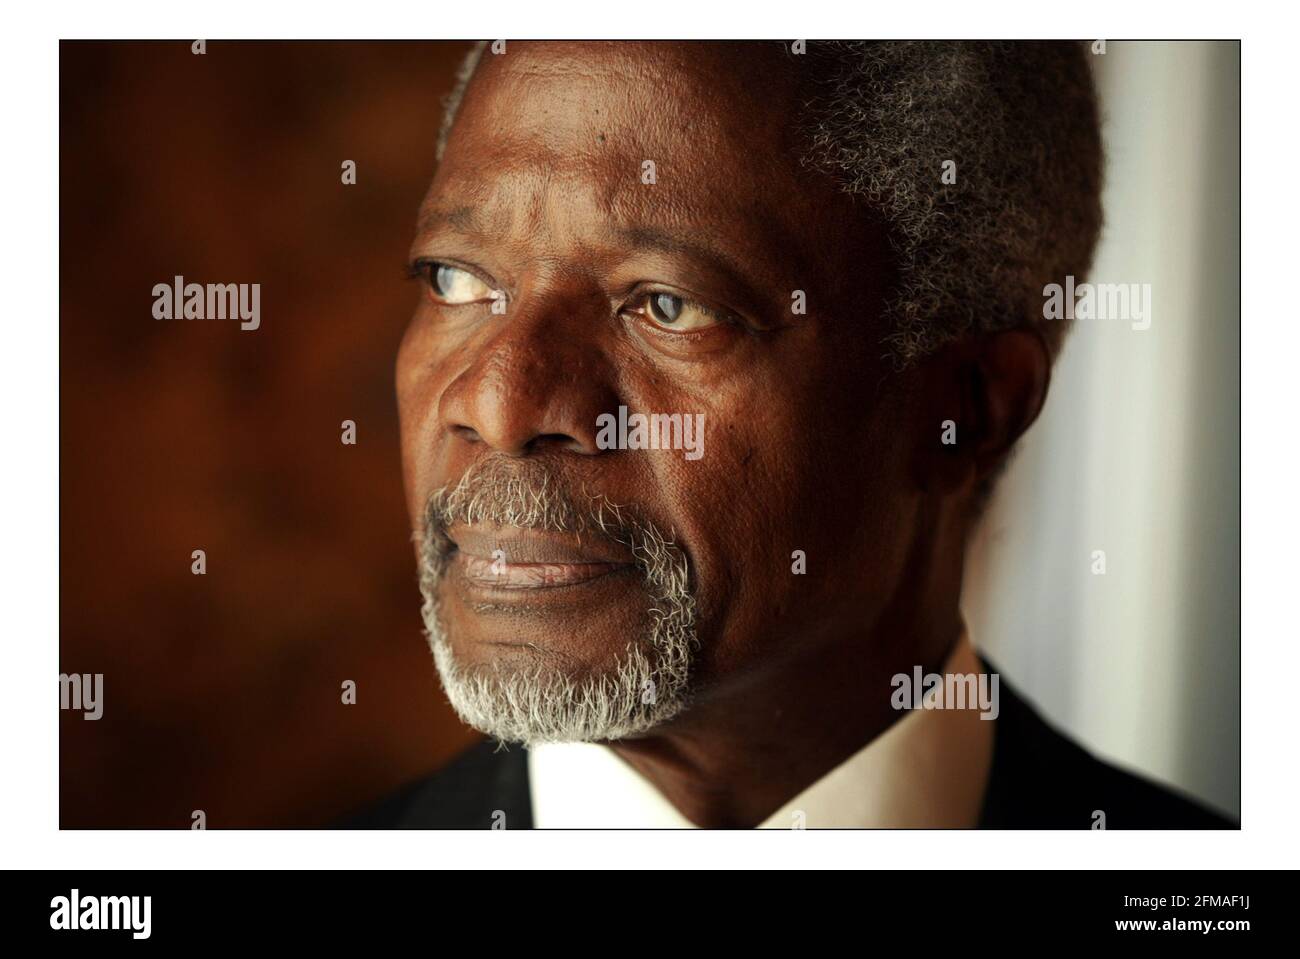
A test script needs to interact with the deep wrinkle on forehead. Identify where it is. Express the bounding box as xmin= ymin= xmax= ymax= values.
xmin=465 ymin=41 xmax=770 ymax=153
